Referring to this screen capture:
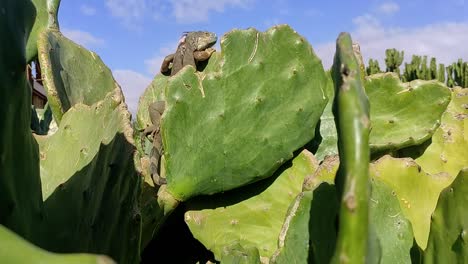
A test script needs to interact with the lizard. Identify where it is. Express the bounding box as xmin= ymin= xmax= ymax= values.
xmin=143 ymin=31 xmax=218 ymax=186
xmin=160 ymin=31 xmax=218 ymax=76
